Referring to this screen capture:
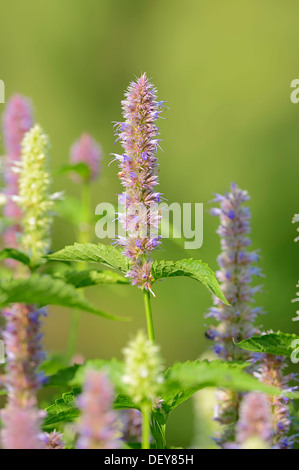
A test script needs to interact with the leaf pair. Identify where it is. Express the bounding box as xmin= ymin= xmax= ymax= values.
xmin=0 ymin=240 xmax=228 ymax=323
xmin=47 ymin=242 xmax=228 ymax=304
